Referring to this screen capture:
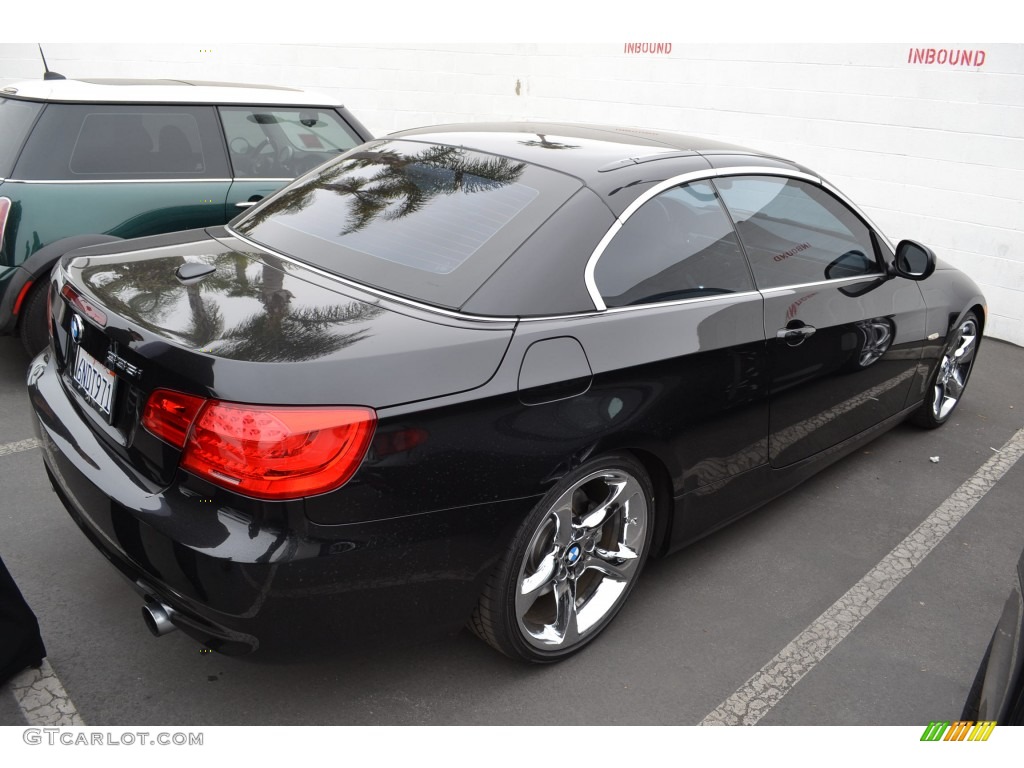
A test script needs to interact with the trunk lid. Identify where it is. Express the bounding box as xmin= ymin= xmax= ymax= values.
xmin=52 ymin=228 xmax=515 ymax=486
